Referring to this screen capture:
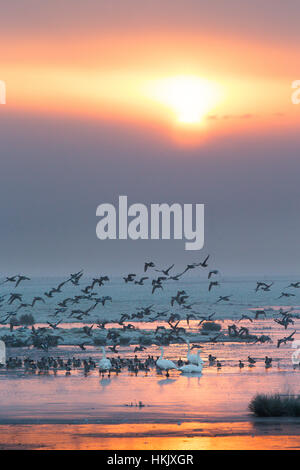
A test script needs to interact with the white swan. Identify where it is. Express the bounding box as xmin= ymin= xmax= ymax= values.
xmin=186 ymin=340 xmax=203 ymax=365
xmin=156 ymin=347 xmax=178 ymax=376
xmin=99 ymin=346 xmax=112 ymax=371
xmin=180 ymin=350 xmax=203 ymax=374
